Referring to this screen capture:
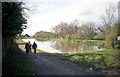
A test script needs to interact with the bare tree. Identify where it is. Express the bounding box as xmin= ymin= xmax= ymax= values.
xmin=51 ymin=22 xmax=69 ymax=38
xmin=78 ymin=23 xmax=95 ymax=40
xmin=101 ymin=5 xmax=116 ymax=34
xmin=51 ymin=21 xmax=79 ymax=38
